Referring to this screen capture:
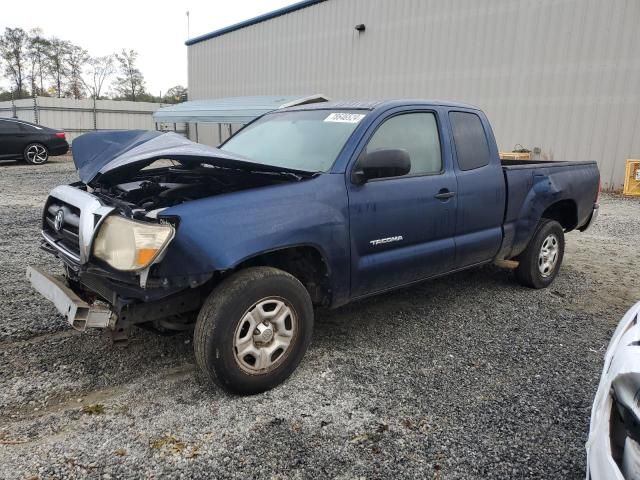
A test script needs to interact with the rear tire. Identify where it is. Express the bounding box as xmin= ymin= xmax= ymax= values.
xmin=24 ymin=143 xmax=49 ymax=165
xmin=515 ymin=219 xmax=565 ymax=289
xmin=194 ymin=267 xmax=314 ymax=395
